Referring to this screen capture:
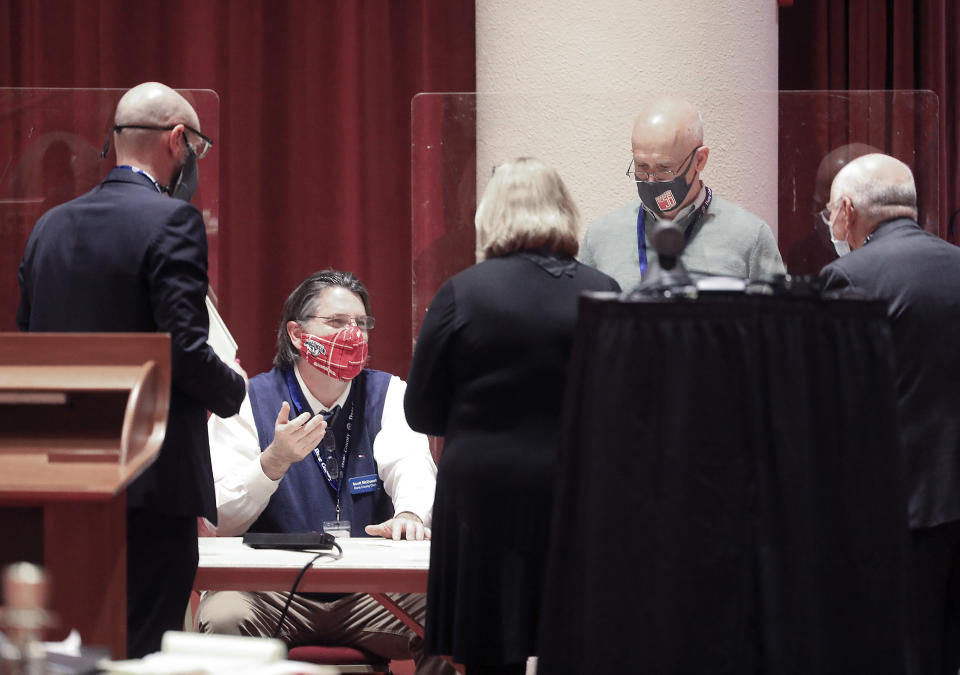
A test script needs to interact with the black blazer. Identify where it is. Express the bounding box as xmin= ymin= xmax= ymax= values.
xmin=18 ymin=167 xmax=245 ymax=521
xmin=820 ymin=218 xmax=960 ymax=529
